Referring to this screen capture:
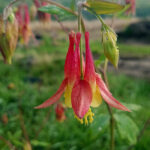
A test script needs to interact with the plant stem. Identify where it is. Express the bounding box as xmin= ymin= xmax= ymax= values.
xmin=103 ymin=58 xmax=115 ymax=150
xmin=77 ymin=2 xmax=84 ymax=79
xmin=41 ymin=0 xmax=85 ymax=32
